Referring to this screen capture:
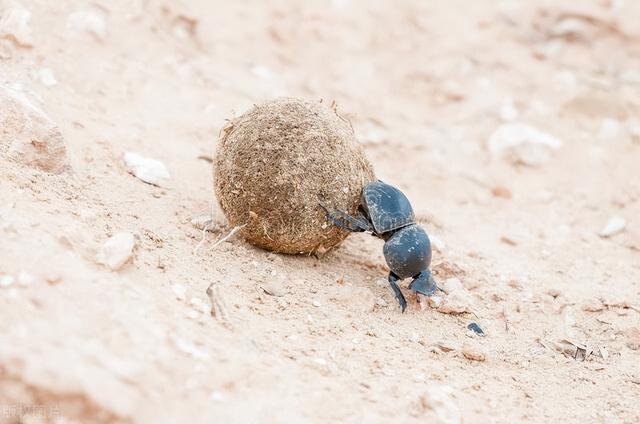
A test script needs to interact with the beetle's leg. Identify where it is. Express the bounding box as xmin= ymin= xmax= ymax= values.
xmin=318 ymin=203 xmax=372 ymax=233
xmin=409 ymin=270 xmax=438 ymax=297
xmin=388 ymin=271 xmax=407 ymax=313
